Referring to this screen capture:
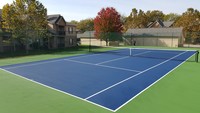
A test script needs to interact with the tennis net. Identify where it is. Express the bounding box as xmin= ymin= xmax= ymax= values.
xmin=89 ymin=46 xmax=199 ymax=62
